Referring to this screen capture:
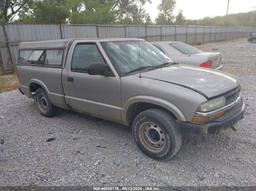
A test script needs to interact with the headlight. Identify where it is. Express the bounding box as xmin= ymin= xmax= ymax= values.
xmin=199 ymin=96 xmax=226 ymax=112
